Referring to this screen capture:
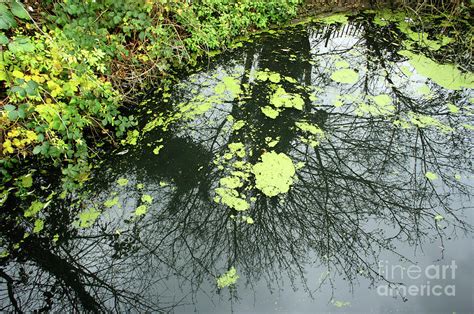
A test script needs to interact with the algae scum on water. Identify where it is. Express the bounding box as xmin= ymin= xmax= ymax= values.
xmin=3 ymin=10 xmax=474 ymax=313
